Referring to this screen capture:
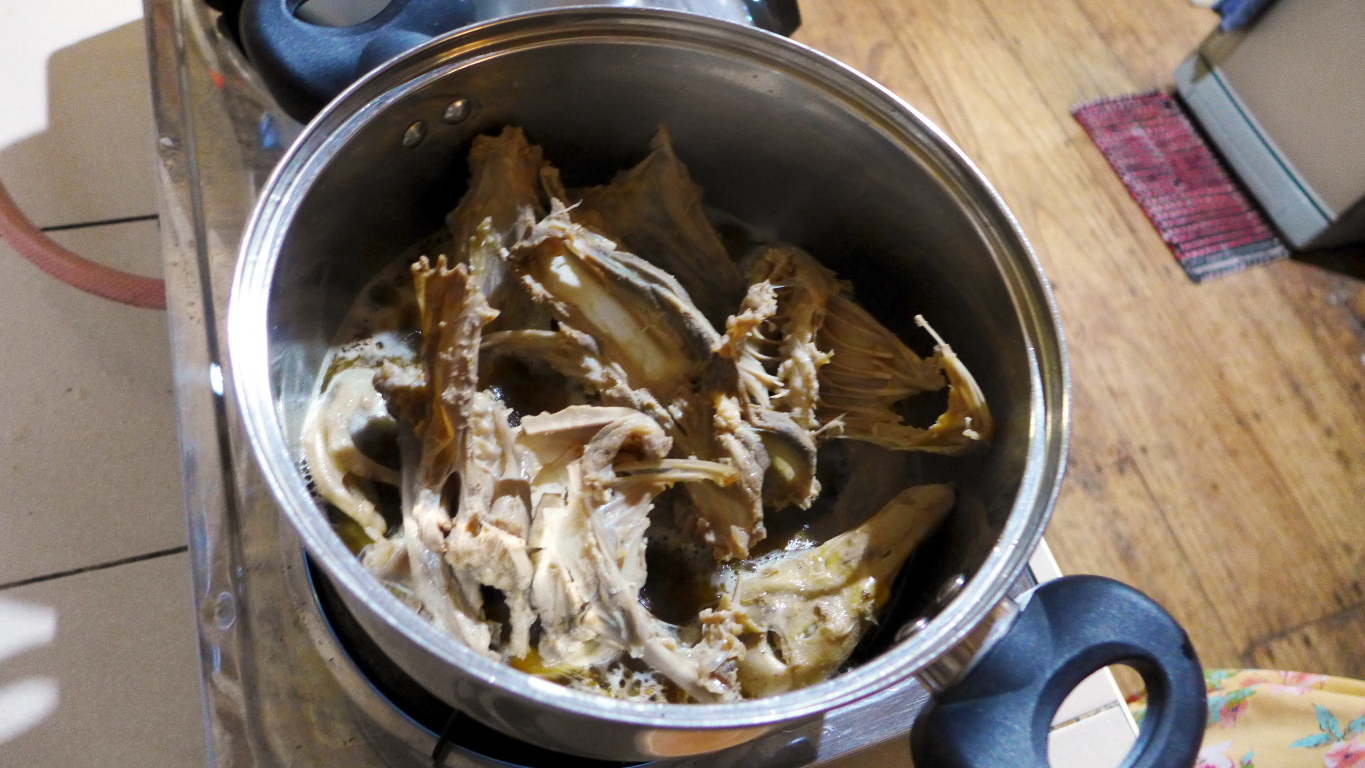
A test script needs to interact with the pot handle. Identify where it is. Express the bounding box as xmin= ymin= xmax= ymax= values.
xmin=910 ymin=575 xmax=1206 ymax=768
xmin=239 ymin=0 xmax=478 ymax=122
xmin=237 ymin=0 xmax=803 ymax=122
